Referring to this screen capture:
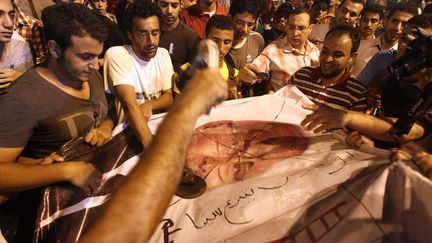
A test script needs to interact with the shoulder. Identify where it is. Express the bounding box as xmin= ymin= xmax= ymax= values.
xmin=105 ymin=46 xmax=129 ymax=59
xmin=249 ymin=32 xmax=264 ymax=43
